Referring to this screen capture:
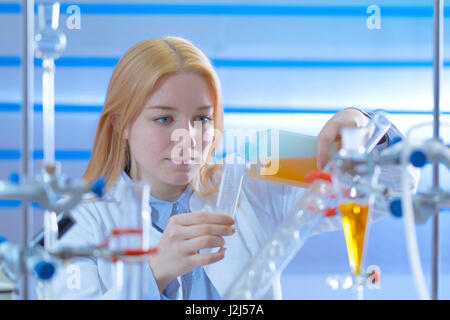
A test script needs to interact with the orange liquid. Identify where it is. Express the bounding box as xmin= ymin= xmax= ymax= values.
xmin=339 ymin=203 xmax=369 ymax=275
xmin=249 ymin=157 xmax=317 ymax=188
